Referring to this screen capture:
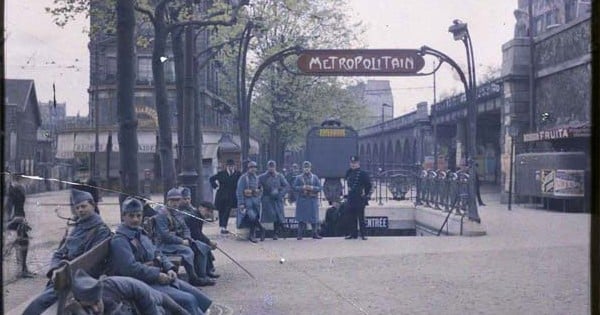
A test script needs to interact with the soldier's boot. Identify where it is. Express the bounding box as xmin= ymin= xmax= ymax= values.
xmin=258 ymin=222 xmax=265 ymax=242
xmin=248 ymin=224 xmax=257 ymax=243
xmin=279 ymin=221 xmax=288 ymax=240
xmin=312 ymin=223 xmax=323 ymax=239
xmin=272 ymin=222 xmax=279 ymax=240
xmin=297 ymin=222 xmax=304 ymax=240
